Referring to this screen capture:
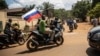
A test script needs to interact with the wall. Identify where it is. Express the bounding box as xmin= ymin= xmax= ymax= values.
xmin=0 ymin=11 xmax=7 ymax=30
xmin=11 ymin=18 xmax=38 ymax=30
xmin=0 ymin=11 xmax=39 ymax=32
